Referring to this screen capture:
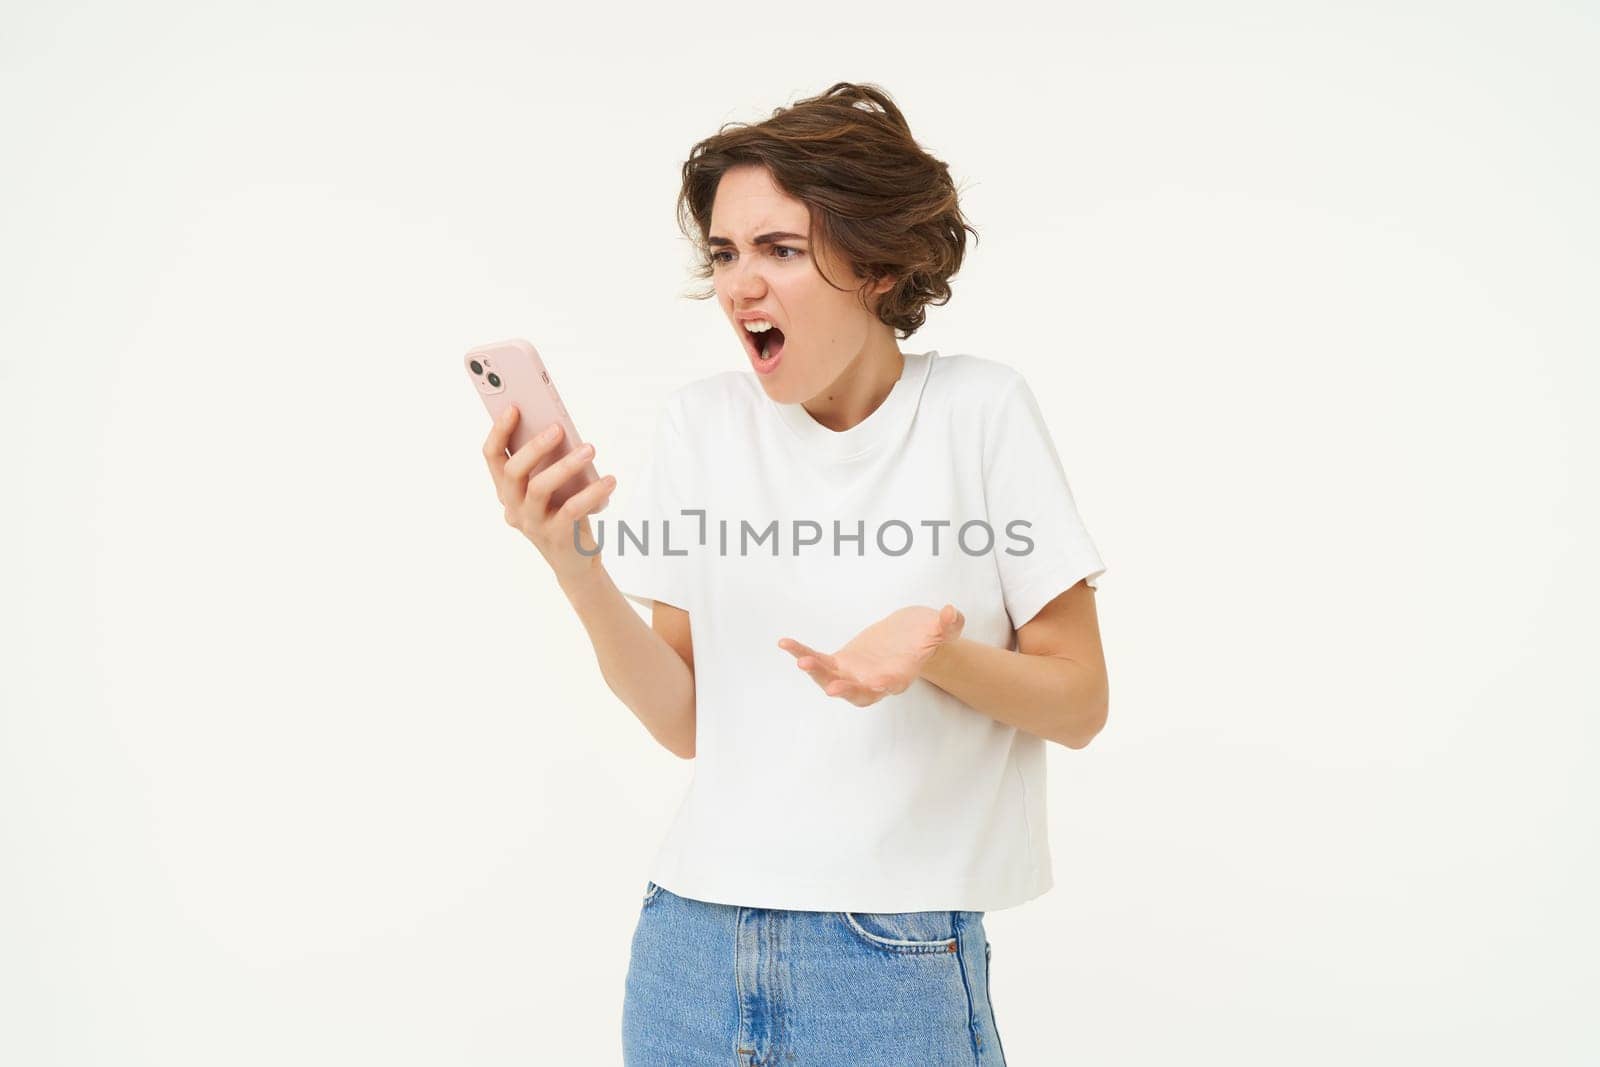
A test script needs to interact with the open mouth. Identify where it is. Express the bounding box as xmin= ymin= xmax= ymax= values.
xmin=745 ymin=324 xmax=787 ymax=362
